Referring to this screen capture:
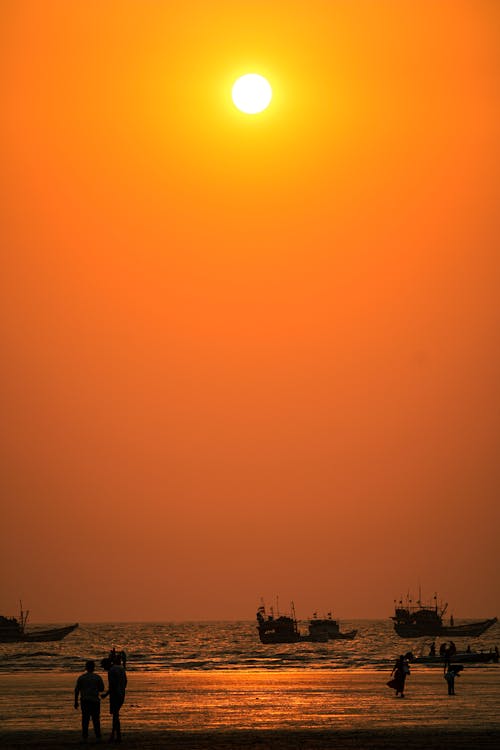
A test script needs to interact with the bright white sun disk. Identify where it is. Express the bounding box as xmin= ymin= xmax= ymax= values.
xmin=232 ymin=74 xmax=272 ymax=114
